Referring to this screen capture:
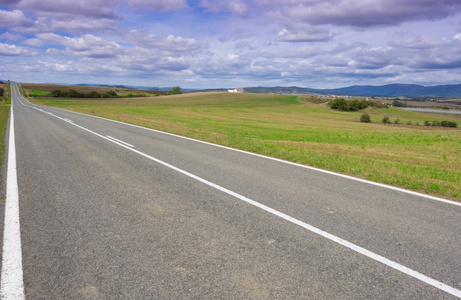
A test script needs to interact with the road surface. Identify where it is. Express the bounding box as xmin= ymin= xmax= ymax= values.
xmin=1 ymin=83 xmax=460 ymax=299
